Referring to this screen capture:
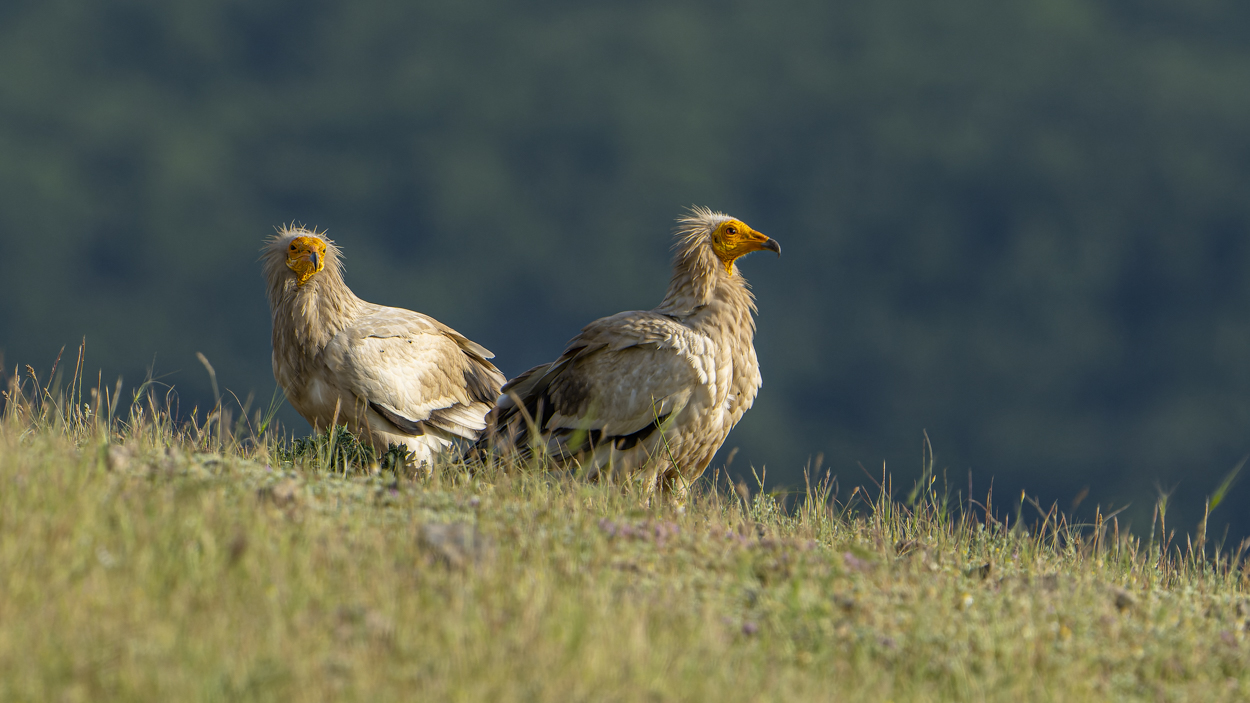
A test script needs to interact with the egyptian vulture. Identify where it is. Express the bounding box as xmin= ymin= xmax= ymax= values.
xmin=262 ymin=226 xmax=505 ymax=468
xmin=481 ymin=206 xmax=779 ymax=493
